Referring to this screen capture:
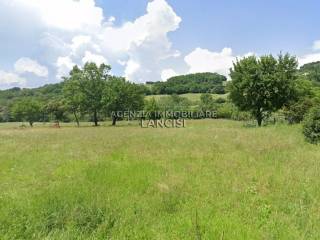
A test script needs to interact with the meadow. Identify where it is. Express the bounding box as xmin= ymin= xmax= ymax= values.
xmin=145 ymin=93 xmax=229 ymax=102
xmin=0 ymin=120 xmax=319 ymax=239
